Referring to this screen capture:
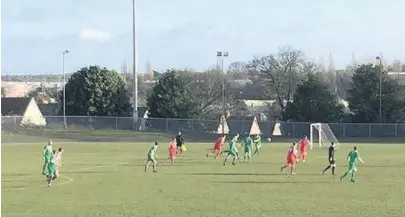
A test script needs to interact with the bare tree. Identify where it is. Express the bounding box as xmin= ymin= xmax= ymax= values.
xmin=247 ymin=46 xmax=316 ymax=115
xmin=190 ymin=69 xmax=226 ymax=118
